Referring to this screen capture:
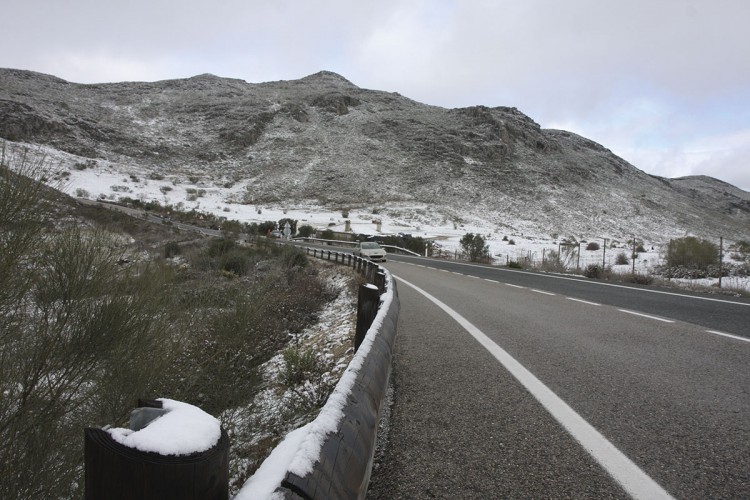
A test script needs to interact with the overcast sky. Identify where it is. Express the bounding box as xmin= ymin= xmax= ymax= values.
xmin=3 ymin=0 xmax=749 ymax=190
